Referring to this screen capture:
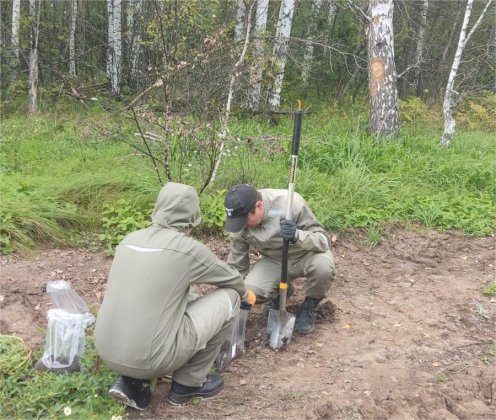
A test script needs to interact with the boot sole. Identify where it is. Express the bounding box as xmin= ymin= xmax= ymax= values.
xmin=109 ymin=388 xmax=146 ymax=411
xmin=295 ymin=326 xmax=315 ymax=335
xmin=166 ymin=383 xmax=224 ymax=406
